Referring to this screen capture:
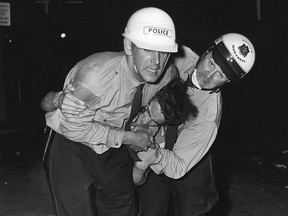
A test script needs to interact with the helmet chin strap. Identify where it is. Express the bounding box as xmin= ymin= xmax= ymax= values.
xmin=133 ymin=64 xmax=138 ymax=73
xmin=133 ymin=64 xmax=144 ymax=82
xmin=189 ymin=51 xmax=223 ymax=93
xmin=185 ymin=69 xmax=201 ymax=89
xmin=191 ymin=69 xmax=202 ymax=89
xmin=186 ymin=68 xmax=222 ymax=93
